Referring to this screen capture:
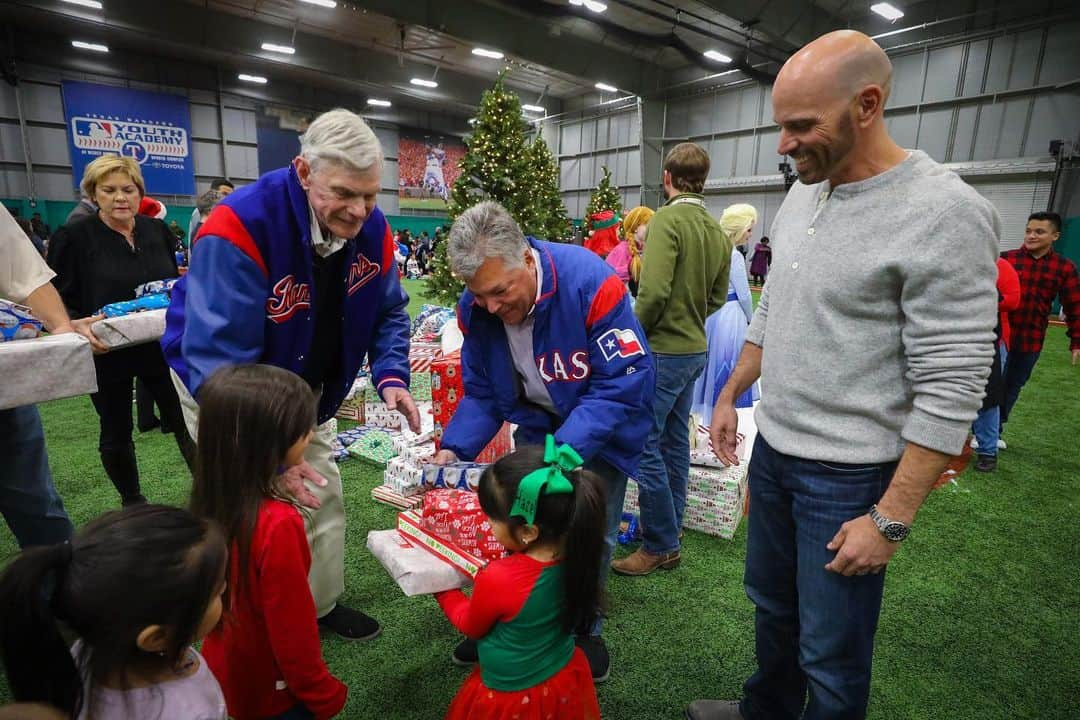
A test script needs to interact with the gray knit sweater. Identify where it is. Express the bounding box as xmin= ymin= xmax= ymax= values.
xmin=747 ymin=151 xmax=999 ymax=462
